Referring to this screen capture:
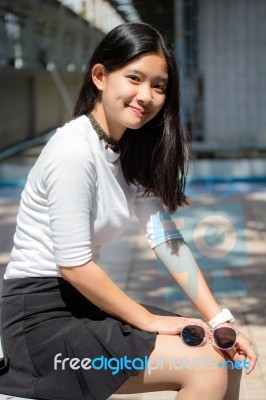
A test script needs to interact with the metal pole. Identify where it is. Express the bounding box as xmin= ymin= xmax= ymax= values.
xmin=174 ymin=0 xmax=185 ymax=127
